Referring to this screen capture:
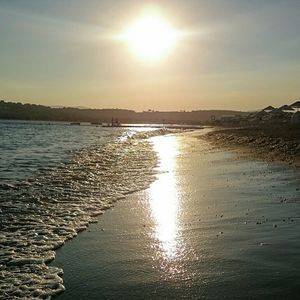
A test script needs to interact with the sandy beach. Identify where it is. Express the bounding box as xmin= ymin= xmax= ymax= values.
xmin=202 ymin=126 xmax=300 ymax=168
xmin=52 ymin=130 xmax=300 ymax=299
